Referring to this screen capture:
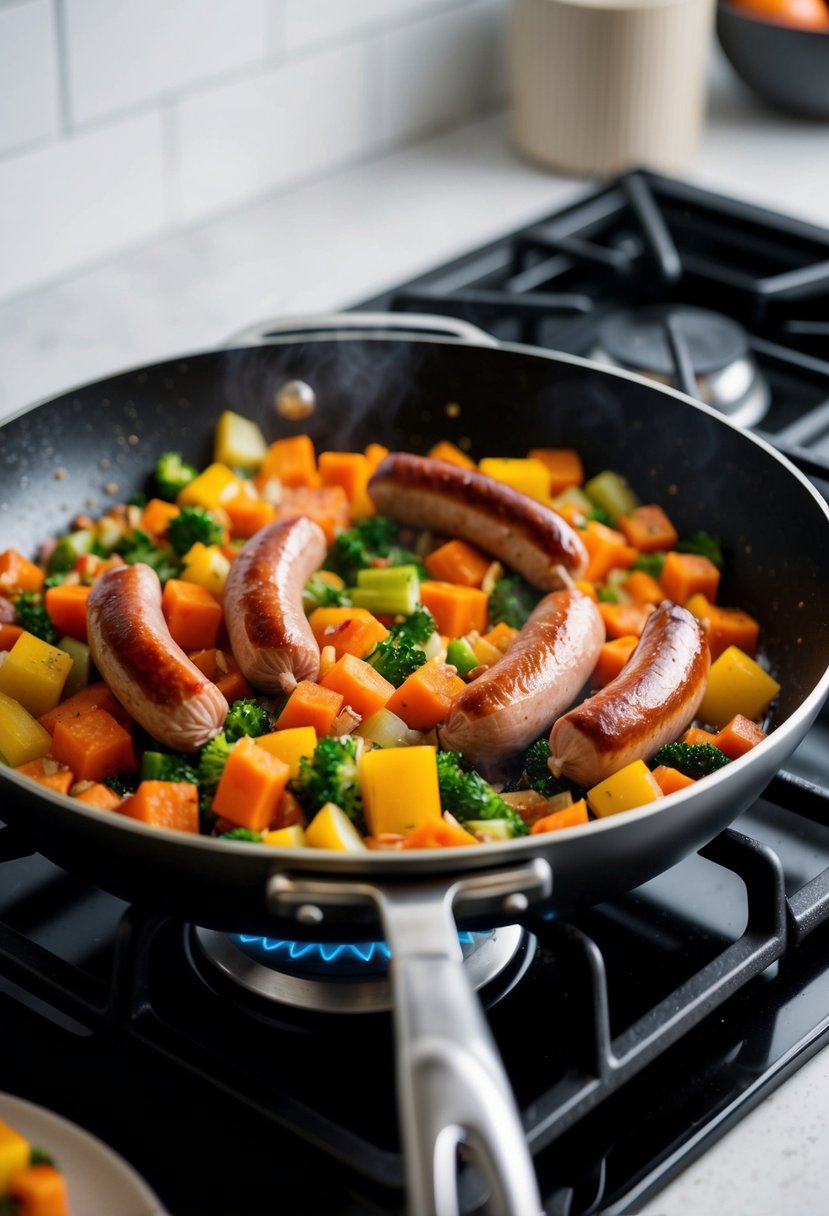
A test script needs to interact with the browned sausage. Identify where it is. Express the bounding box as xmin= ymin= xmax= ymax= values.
xmin=87 ymin=563 xmax=228 ymax=753
xmin=440 ymin=588 xmax=605 ymax=769
xmin=224 ymin=515 xmax=327 ymax=695
xmin=368 ymin=453 xmax=588 ymax=589
xmin=548 ymin=600 xmax=710 ymax=787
